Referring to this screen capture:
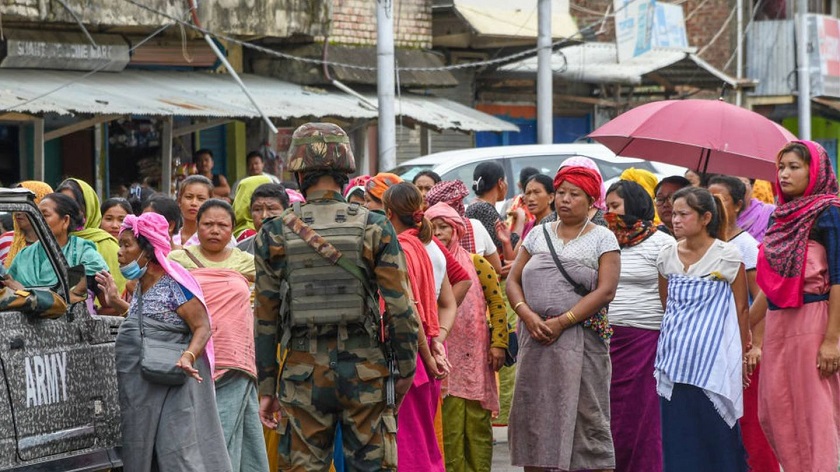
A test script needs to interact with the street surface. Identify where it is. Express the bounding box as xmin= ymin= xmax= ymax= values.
xmin=492 ymin=426 xmax=522 ymax=471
